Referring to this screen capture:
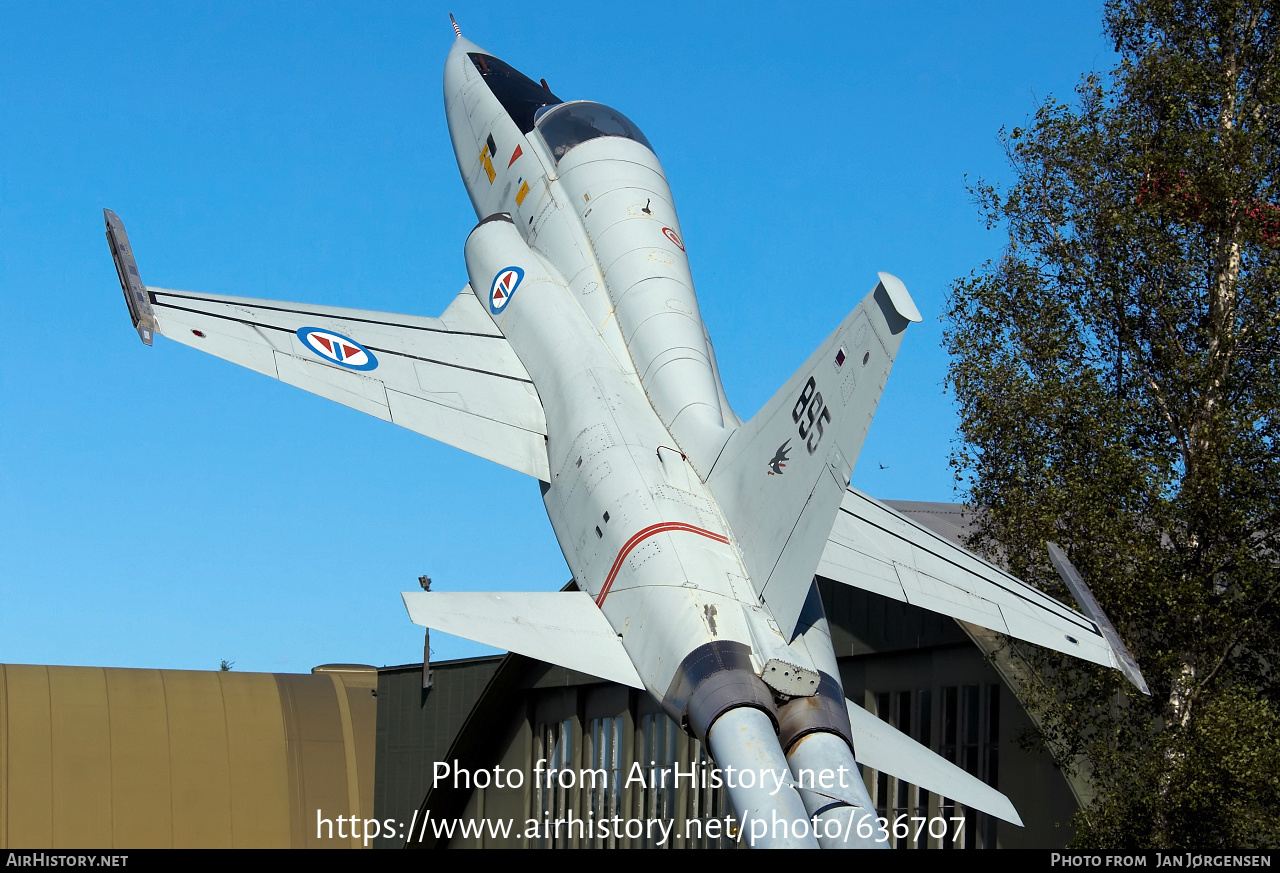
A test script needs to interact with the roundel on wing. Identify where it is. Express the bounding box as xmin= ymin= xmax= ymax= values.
xmin=489 ymin=266 xmax=524 ymax=314
xmin=296 ymin=327 xmax=378 ymax=371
